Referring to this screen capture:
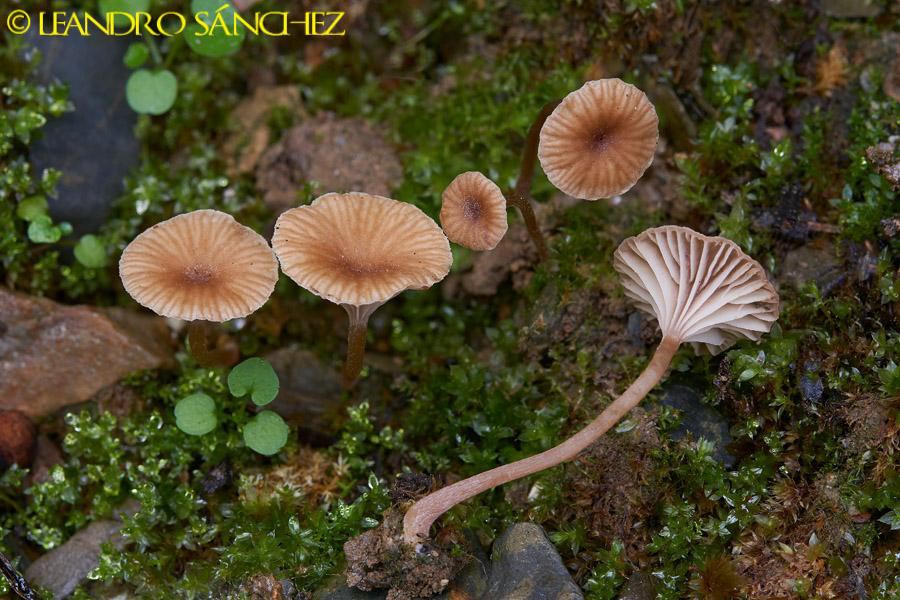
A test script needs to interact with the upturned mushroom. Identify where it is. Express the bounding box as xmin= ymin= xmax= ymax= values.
xmin=272 ymin=192 xmax=452 ymax=388
xmin=119 ymin=209 xmax=279 ymax=364
xmin=440 ymin=171 xmax=508 ymax=251
xmin=538 ymin=78 xmax=659 ymax=200
xmin=400 ymin=225 xmax=779 ymax=544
